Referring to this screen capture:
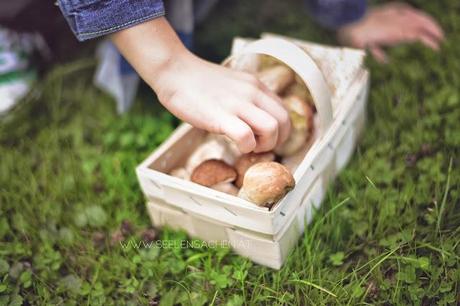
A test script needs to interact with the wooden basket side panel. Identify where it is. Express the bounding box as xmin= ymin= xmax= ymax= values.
xmin=335 ymin=75 xmax=368 ymax=171
xmin=225 ymin=229 xmax=283 ymax=269
xmin=137 ymin=169 xmax=165 ymax=199
xmin=159 ymin=185 xmax=276 ymax=234
xmin=272 ymin=133 xmax=336 ymax=232
xmin=146 ymin=200 xmax=288 ymax=270
xmin=146 ymin=201 xmax=195 ymax=235
xmin=148 ymin=127 xmax=207 ymax=173
xmin=272 ymin=74 xmax=369 ymax=235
